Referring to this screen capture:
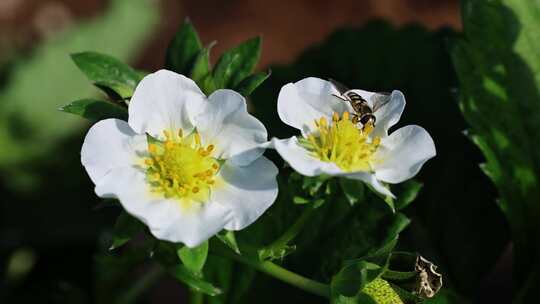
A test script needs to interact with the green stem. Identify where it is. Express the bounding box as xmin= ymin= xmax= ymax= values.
xmin=189 ymin=290 xmax=204 ymax=304
xmin=266 ymin=205 xmax=316 ymax=250
xmin=216 ymin=249 xmax=330 ymax=298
